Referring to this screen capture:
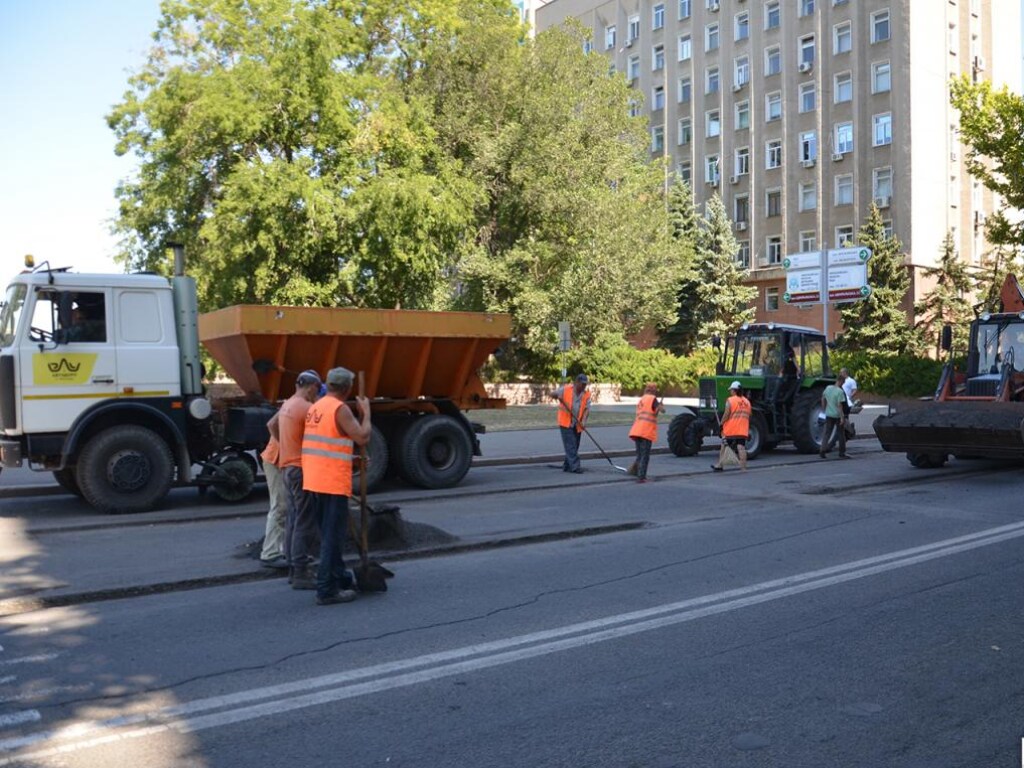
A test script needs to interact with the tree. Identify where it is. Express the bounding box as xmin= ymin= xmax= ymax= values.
xmin=974 ymin=241 xmax=1024 ymax=313
xmin=914 ymin=231 xmax=974 ymax=355
xmin=837 ymin=204 xmax=921 ymax=354
xmin=949 ymin=76 xmax=1024 ymax=250
xmin=657 ymin=178 xmax=701 ymax=354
